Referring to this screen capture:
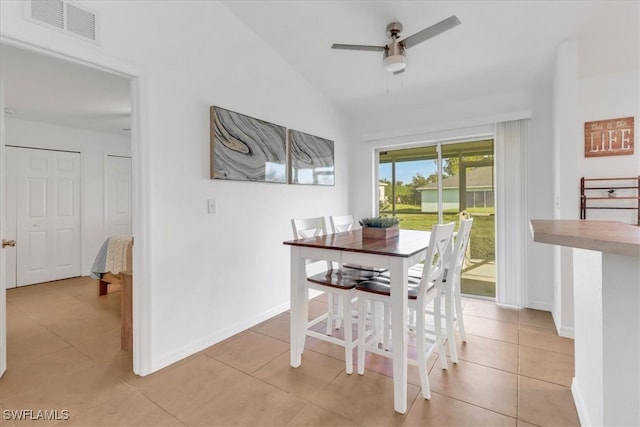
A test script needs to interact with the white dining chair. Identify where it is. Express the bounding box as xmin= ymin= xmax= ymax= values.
xmin=291 ymin=216 xmax=364 ymax=374
xmin=329 ymin=214 xmax=357 ymax=233
xmin=404 ymin=218 xmax=474 ymax=363
xmin=329 ymin=214 xmax=388 ymax=274
xmin=355 ymin=222 xmax=455 ymax=399
xmin=441 ymin=217 xmax=473 ymax=362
